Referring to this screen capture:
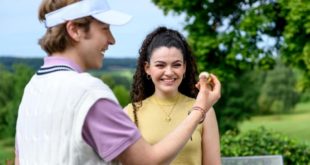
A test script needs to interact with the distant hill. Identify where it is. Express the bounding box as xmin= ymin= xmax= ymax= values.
xmin=0 ymin=56 xmax=137 ymax=71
